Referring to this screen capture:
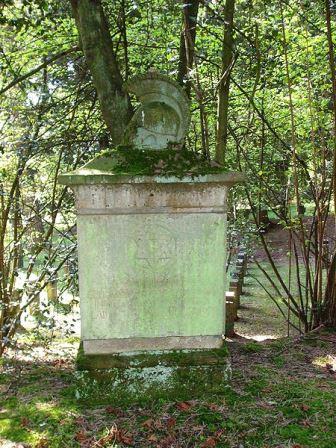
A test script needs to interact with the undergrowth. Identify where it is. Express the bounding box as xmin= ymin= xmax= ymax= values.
xmin=1 ymin=337 xmax=335 ymax=447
